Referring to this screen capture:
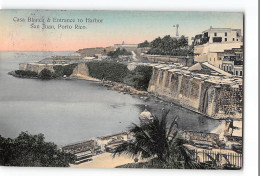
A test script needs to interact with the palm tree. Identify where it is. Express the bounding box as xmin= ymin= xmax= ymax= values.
xmin=113 ymin=109 xmax=201 ymax=169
